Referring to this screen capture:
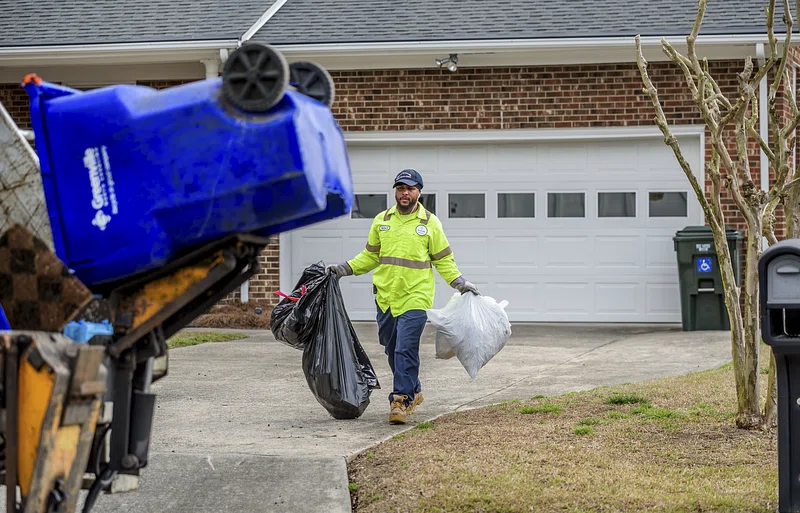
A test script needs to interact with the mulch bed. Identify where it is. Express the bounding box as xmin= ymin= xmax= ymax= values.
xmin=189 ymin=300 xmax=276 ymax=329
